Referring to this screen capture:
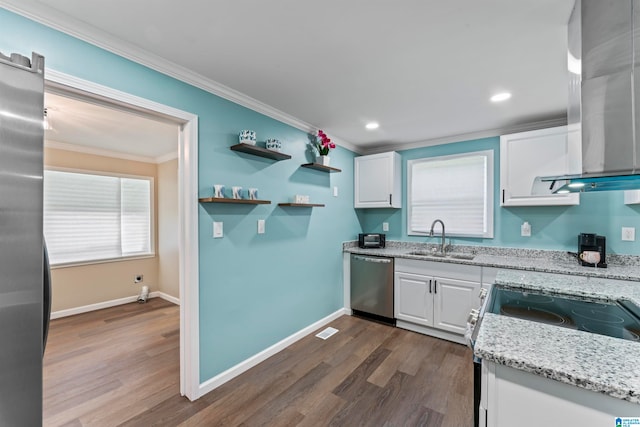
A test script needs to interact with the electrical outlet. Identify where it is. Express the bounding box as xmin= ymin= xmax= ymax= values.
xmin=622 ymin=226 xmax=635 ymax=241
xmin=521 ymin=221 xmax=531 ymax=237
xmin=333 ymin=186 xmax=339 ymax=197
xmin=382 ymin=222 xmax=389 ymax=232
xmin=258 ymin=219 xmax=265 ymax=234
xmin=134 ymin=275 xmax=143 ymax=283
